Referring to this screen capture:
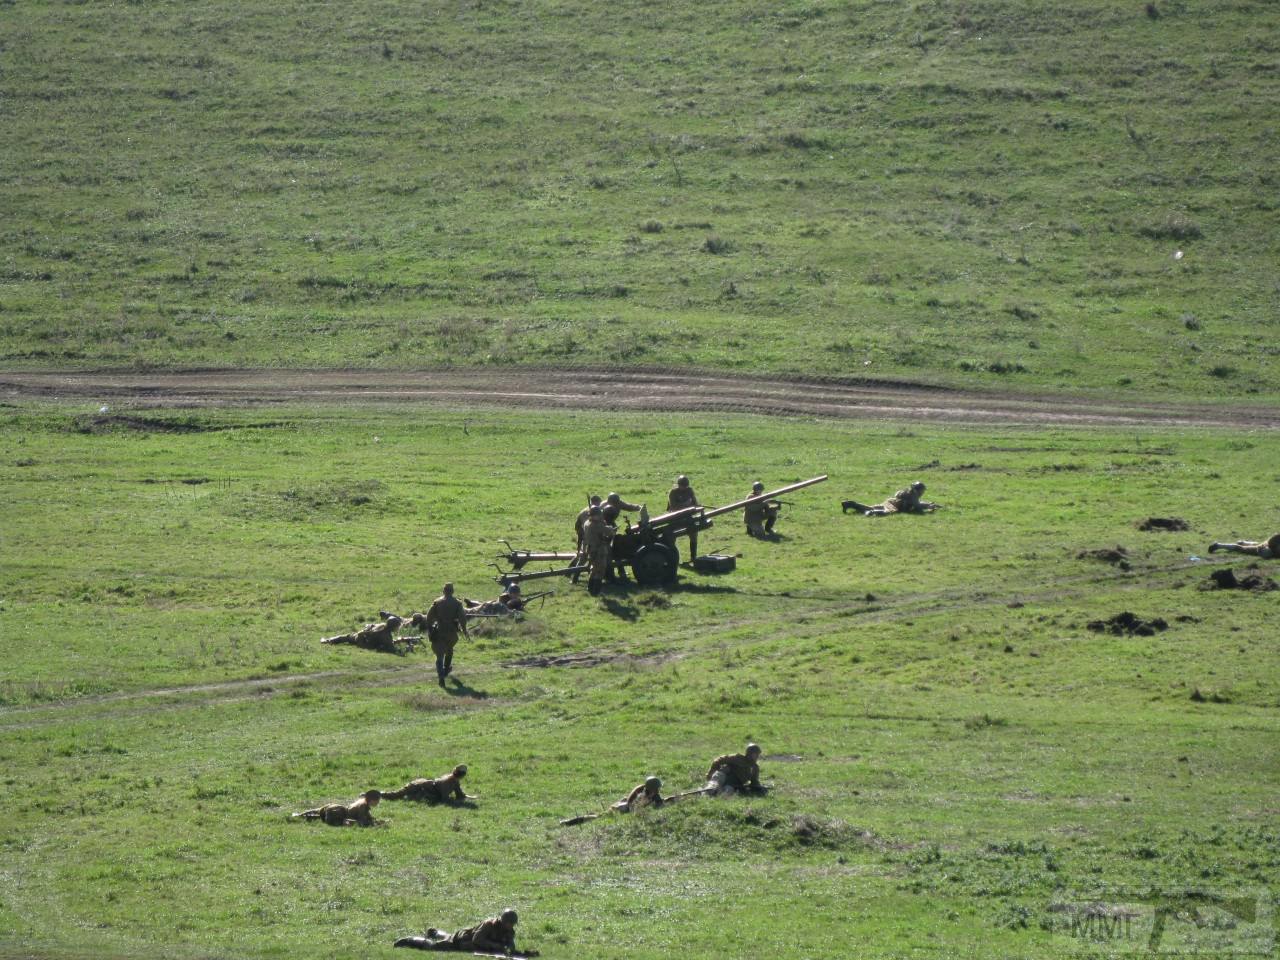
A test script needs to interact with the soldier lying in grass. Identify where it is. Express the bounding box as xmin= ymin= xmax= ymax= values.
xmin=293 ymin=789 xmax=381 ymax=827
xmin=394 ymin=908 xmax=537 ymax=955
xmin=1209 ymin=533 xmax=1280 ymax=559
xmin=842 ymin=480 xmax=937 ymax=517
xmin=320 ymin=615 xmax=407 ymax=653
xmin=383 ymin=765 xmax=475 ymax=804
xmin=705 ymin=742 xmax=766 ymax=795
xmin=559 ymin=776 xmax=713 ymax=825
